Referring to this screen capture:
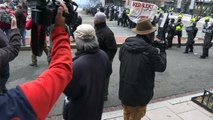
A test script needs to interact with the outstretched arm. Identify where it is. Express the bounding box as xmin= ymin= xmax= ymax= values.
xmin=19 ymin=5 xmax=72 ymax=119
